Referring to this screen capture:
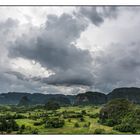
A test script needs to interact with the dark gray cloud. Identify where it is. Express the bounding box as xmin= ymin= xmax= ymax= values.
xmin=9 ymin=7 xmax=119 ymax=88
xmin=41 ymin=70 xmax=94 ymax=86
xmin=9 ymin=14 xmax=89 ymax=69
xmin=6 ymin=71 xmax=27 ymax=81
xmin=7 ymin=7 xmax=122 ymax=91
xmin=0 ymin=17 xmax=45 ymax=93
xmin=9 ymin=13 xmax=94 ymax=86
xmin=2 ymin=6 xmax=140 ymax=94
